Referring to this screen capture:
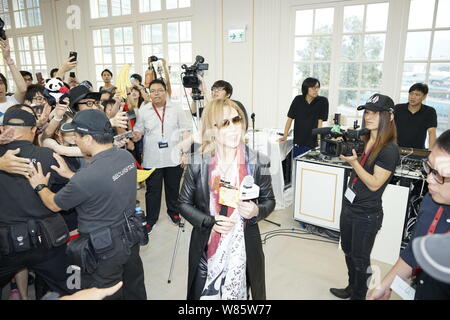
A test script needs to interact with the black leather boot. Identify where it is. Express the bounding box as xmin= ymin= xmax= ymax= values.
xmin=329 ymin=286 xmax=352 ymax=299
